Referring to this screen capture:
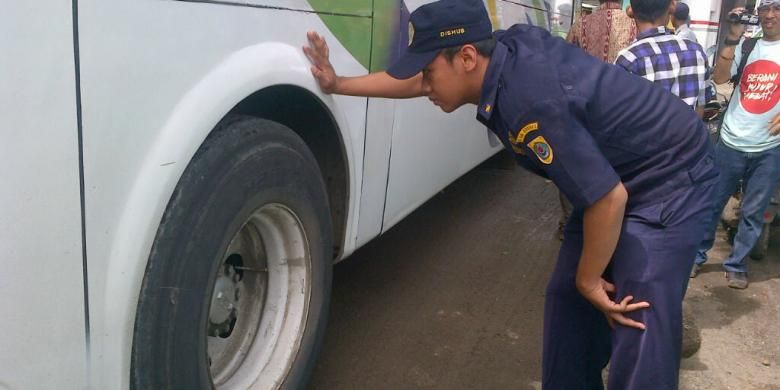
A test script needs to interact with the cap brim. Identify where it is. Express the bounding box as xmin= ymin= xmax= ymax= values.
xmin=386 ymin=50 xmax=440 ymax=80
